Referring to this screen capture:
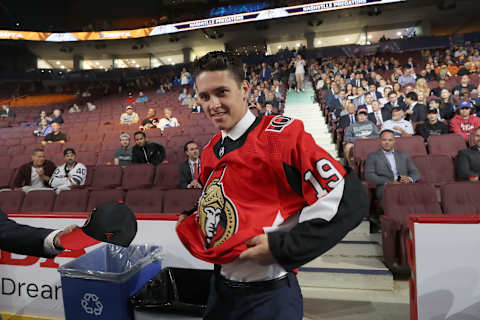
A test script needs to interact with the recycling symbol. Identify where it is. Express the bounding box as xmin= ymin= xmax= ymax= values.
xmin=81 ymin=293 xmax=103 ymax=316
